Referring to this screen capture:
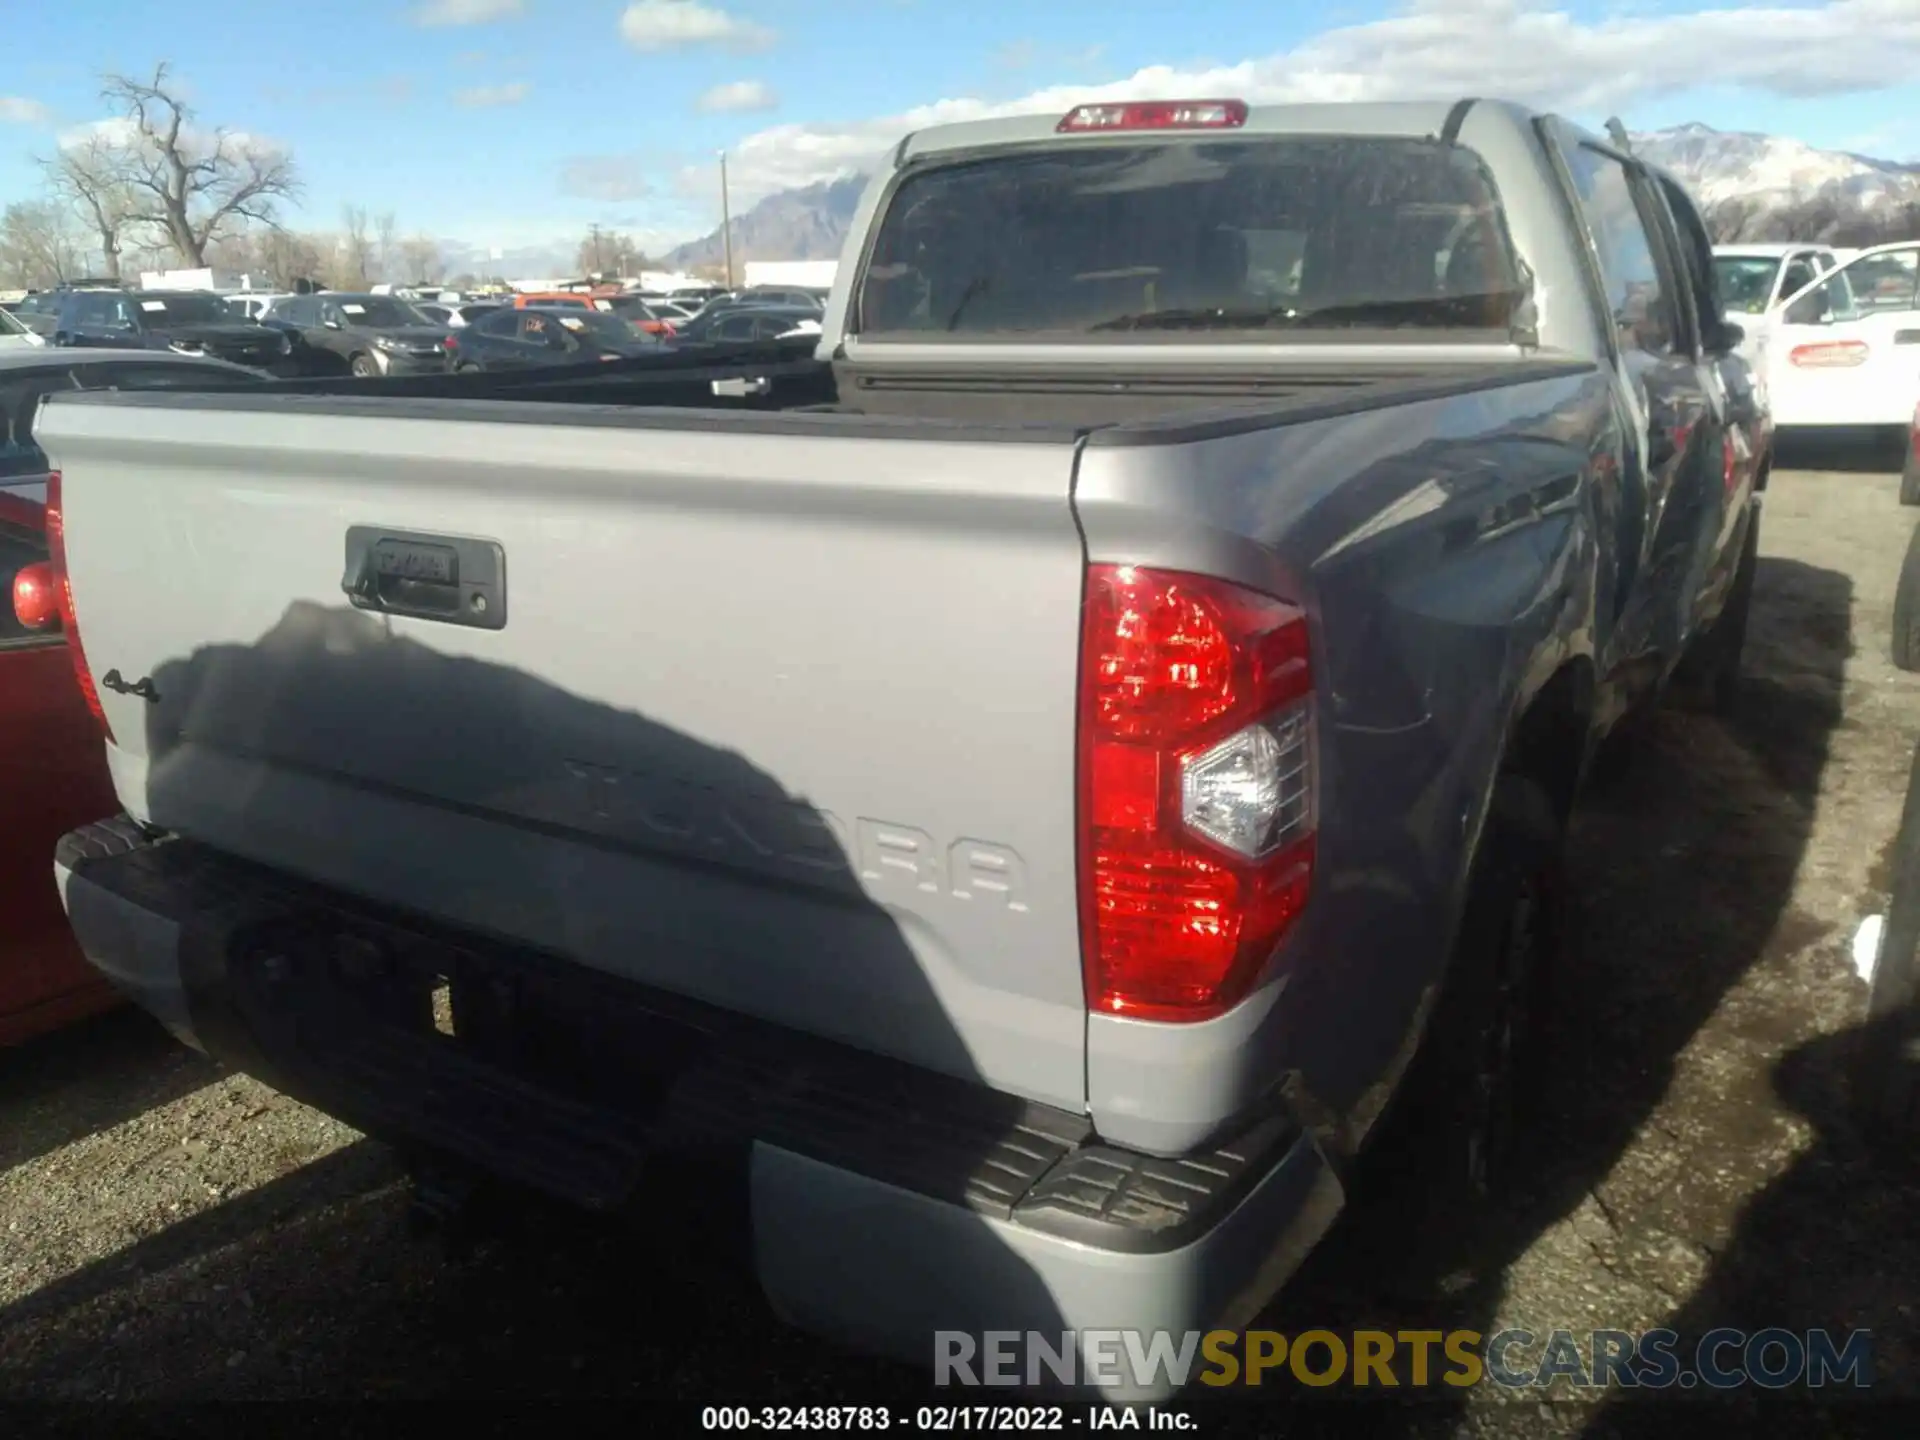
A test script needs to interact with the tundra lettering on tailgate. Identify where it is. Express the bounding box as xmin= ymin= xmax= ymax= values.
xmin=562 ymin=759 xmax=1027 ymax=910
